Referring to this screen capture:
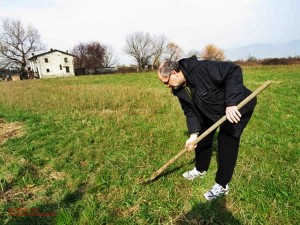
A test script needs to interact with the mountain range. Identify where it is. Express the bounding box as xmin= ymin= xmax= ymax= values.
xmin=224 ymin=39 xmax=300 ymax=60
